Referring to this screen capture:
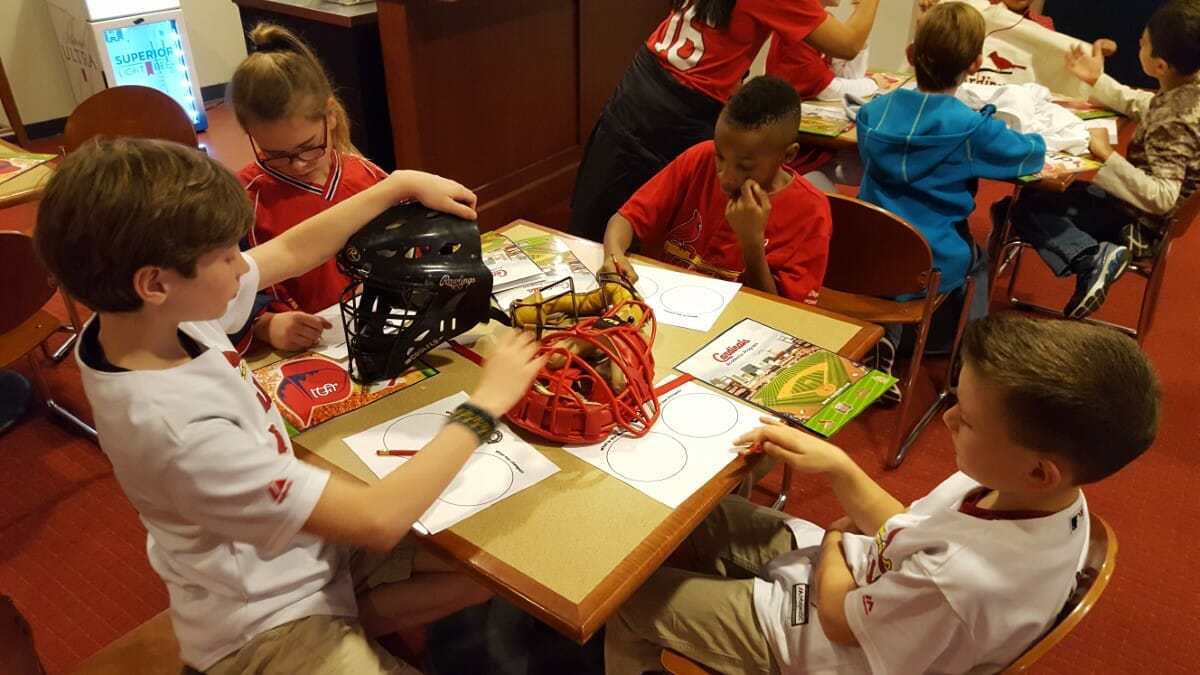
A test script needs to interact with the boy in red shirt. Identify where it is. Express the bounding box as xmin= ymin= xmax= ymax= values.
xmin=599 ymin=76 xmax=832 ymax=305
